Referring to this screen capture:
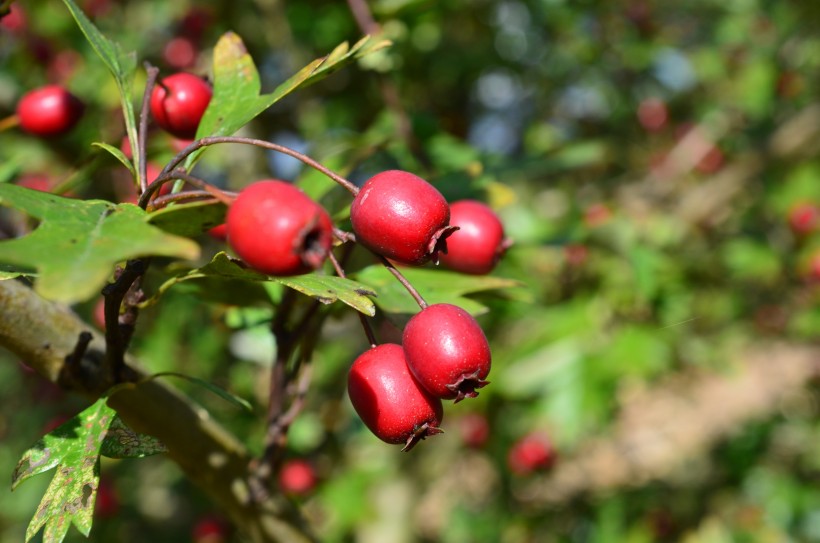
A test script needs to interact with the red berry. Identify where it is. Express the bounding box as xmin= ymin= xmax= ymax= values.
xmin=278 ymin=459 xmax=317 ymax=496
xmin=93 ymin=297 xmax=107 ymax=330
xmin=150 ymin=73 xmax=212 ymax=139
xmin=16 ymin=173 xmax=54 ymax=192
xmin=439 ymin=200 xmax=510 ymax=275
xmin=163 ymin=37 xmax=197 ymax=69
xmin=226 ymin=180 xmax=333 ymax=276
xmin=637 ymin=97 xmax=668 ymax=132
xmin=16 ymin=85 xmax=84 ymax=137
xmin=507 ymin=432 xmax=556 ymax=475
xmin=583 ymin=203 xmax=611 ymax=227
xmin=459 ymin=412 xmax=490 ymax=449
xmin=350 ymin=170 xmax=457 ymax=265
xmin=208 ymin=223 xmax=228 ymax=241
xmin=788 ymin=202 xmax=819 ymax=236
xmin=347 ymin=343 xmax=444 ymax=451
xmin=402 ymin=303 xmax=491 ymax=402
xmin=192 ymin=516 xmax=228 ymax=543
xmin=94 ymin=479 xmax=120 ymax=518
